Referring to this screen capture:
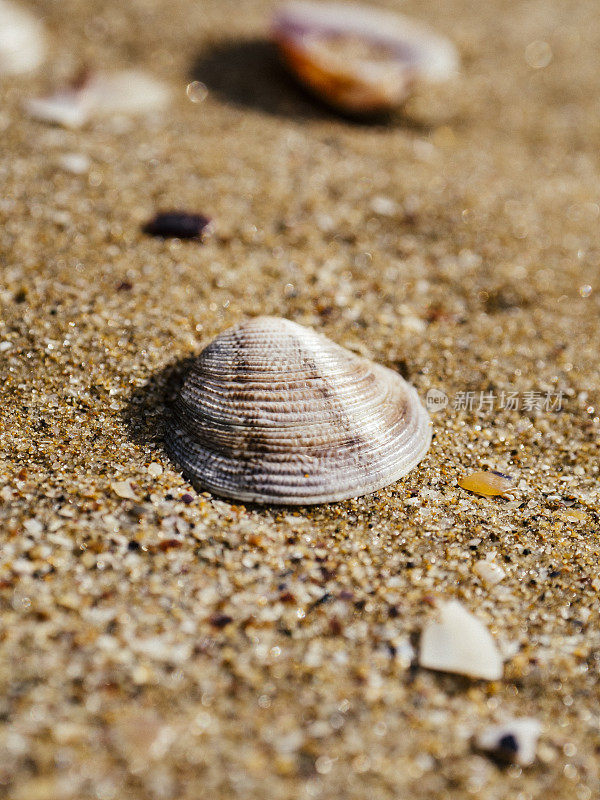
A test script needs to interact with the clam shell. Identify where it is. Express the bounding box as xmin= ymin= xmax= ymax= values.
xmin=271 ymin=1 xmax=459 ymax=115
xmin=165 ymin=317 xmax=431 ymax=505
